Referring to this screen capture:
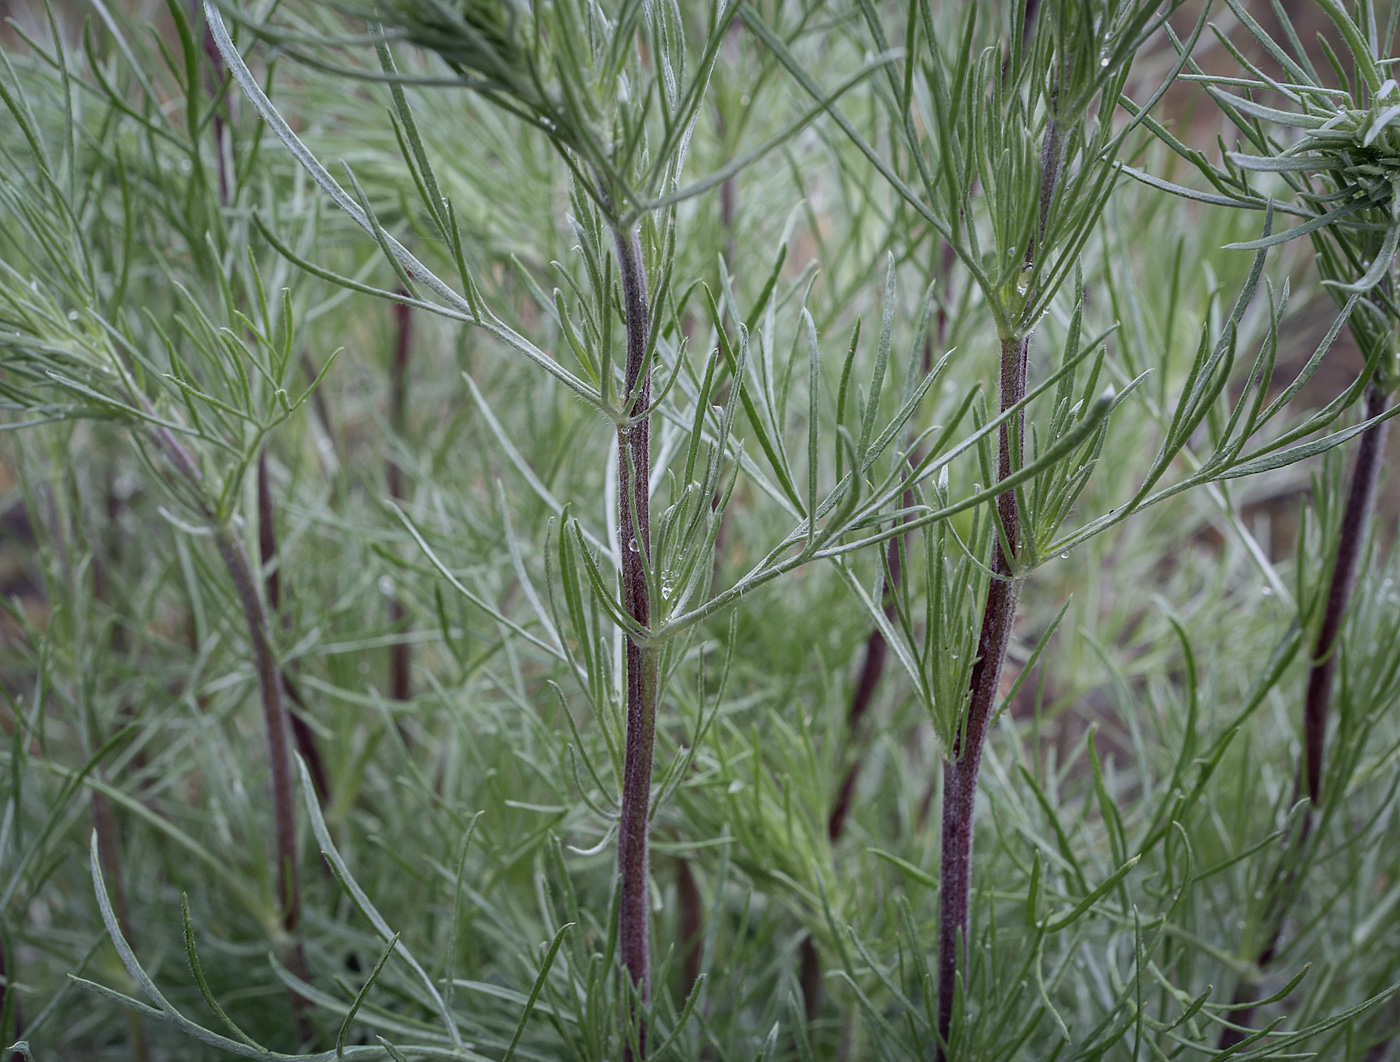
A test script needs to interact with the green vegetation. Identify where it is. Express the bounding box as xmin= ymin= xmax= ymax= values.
xmin=2 ymin=0 xmax=1400 ymax=1058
